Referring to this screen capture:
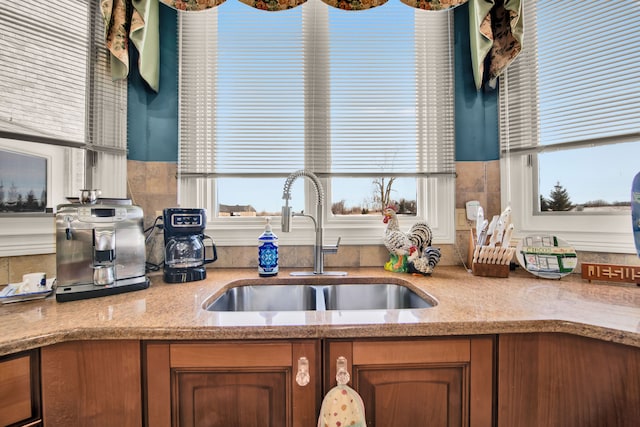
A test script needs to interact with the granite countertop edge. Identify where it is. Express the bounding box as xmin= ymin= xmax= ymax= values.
xmin=1 ymin=266 xmax=638 ymax=356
